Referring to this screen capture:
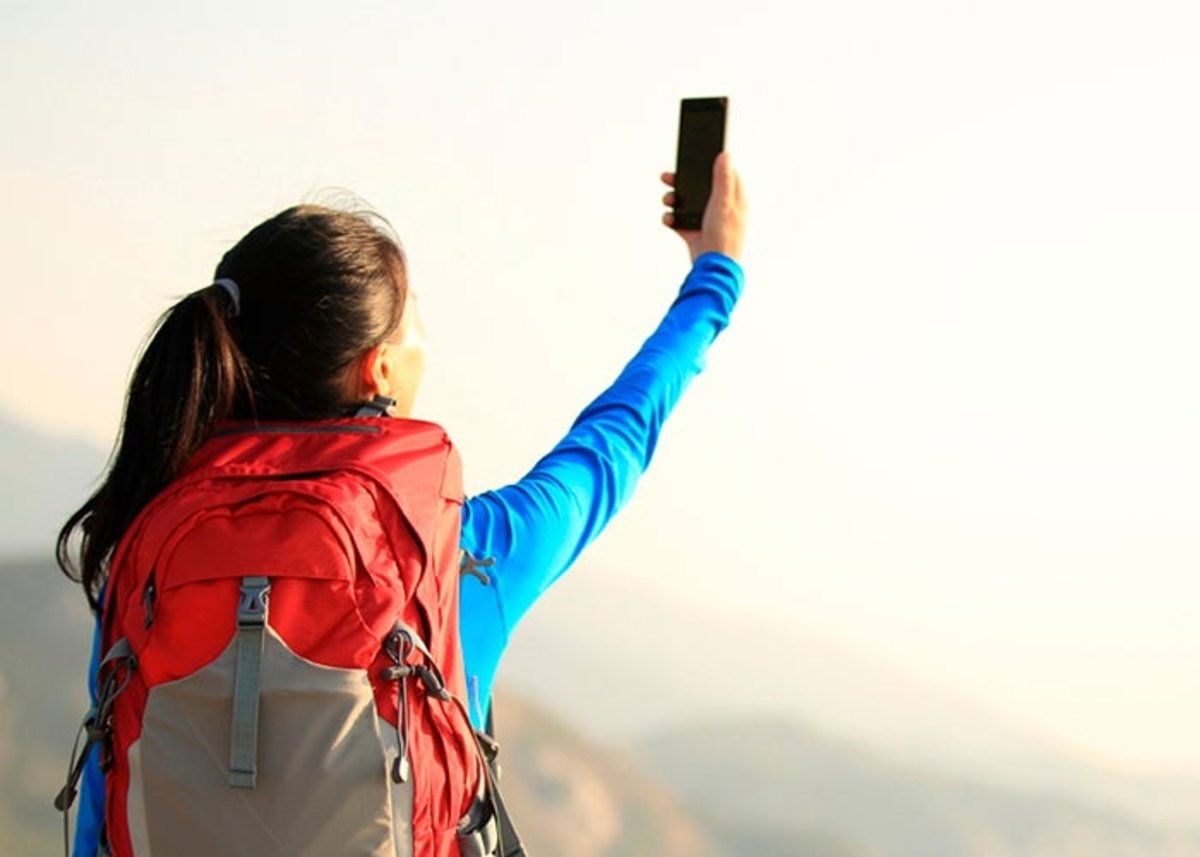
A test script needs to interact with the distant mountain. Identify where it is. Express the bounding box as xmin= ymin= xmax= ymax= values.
xmin=639 ymin=716 xmax=1200 ymax=857
xmin=0 ymin=557 xmax=93 ymax=856
xmin=0 ymin=410 xmax=107 ymax=558
xmin=490 ymin=690 xmax=715 ymax=857
xmin=500 ymin=570 xmax=1200 ymax=829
